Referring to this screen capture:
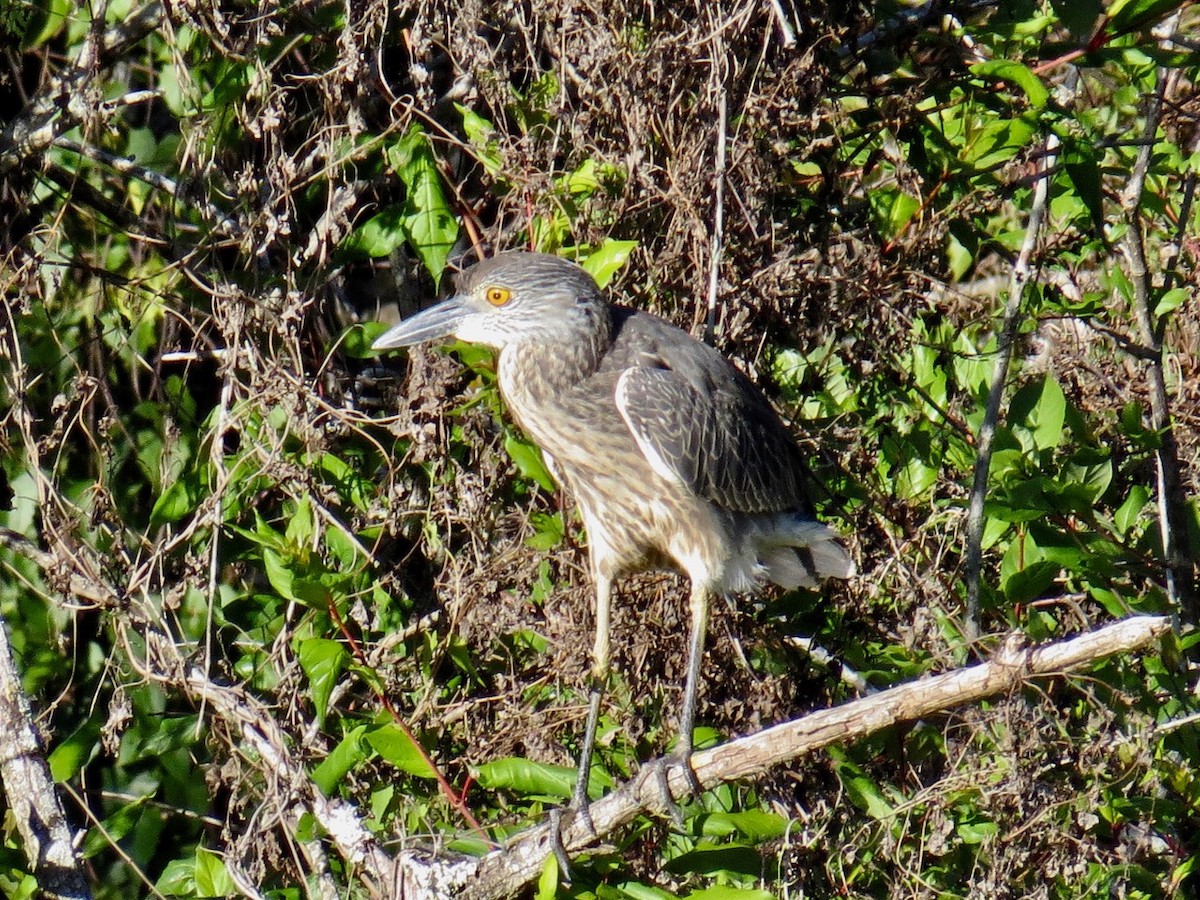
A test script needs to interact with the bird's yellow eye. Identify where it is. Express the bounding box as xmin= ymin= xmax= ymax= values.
xmin=485 ymin=286 xmax=512 ymax=307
